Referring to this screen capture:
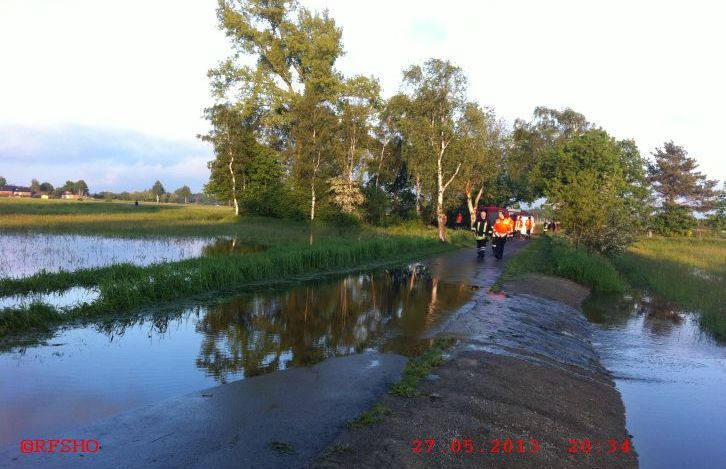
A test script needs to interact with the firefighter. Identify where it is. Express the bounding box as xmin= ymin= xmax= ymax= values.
xmin=504 ymin=212 xmax=515 ymax=240
xmin=471 ymin=209 xmax=488 ymax=259
xmin=492 ymin=211 xmax=509 ymax=260
xmin=514 ymin=216 xmax=523 ymax=239
xmin=455 ymin=212 xmax=463 ymax=229
xmin=525 ymin=216 xmax=533 ymax=239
